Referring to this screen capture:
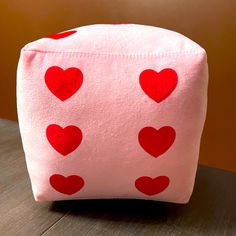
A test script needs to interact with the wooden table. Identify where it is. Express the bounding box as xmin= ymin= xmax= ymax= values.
xmin=0 ymin=119 xmax=235 ymax=236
